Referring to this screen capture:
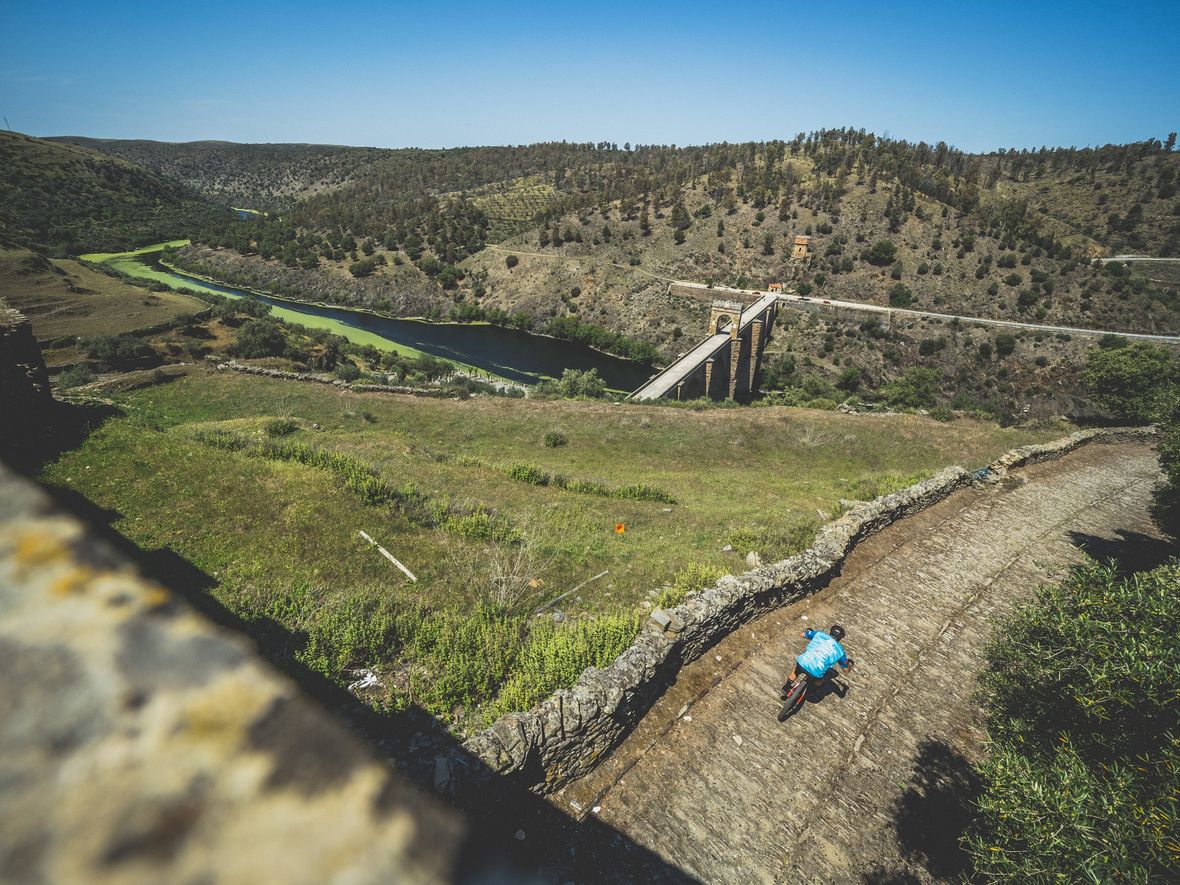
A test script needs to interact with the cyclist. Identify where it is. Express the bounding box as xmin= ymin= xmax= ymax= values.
xmin=780 ymin=624 xmax=853 ymax=700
